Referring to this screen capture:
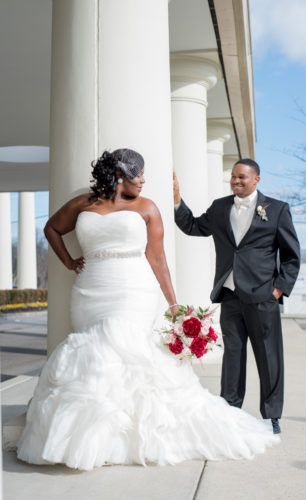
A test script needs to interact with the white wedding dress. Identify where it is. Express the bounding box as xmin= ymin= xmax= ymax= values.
xmin=17 ymin=210 xmax=279 ymax=470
